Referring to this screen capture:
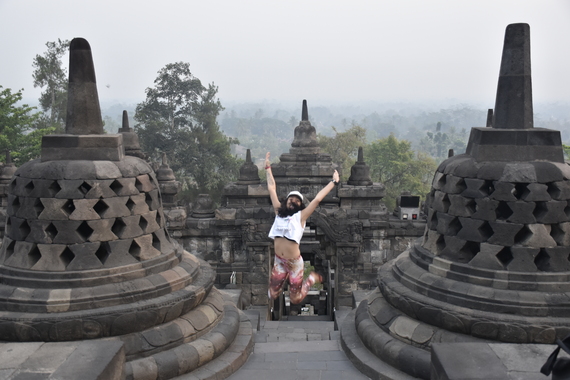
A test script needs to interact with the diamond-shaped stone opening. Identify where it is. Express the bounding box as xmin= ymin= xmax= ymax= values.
xmin=33 ymin=199 xmax=44 ymax=216
xmin=11 ymin=197 xmax=20 ymax=214
xmin=24 ymin=180 xmax=35 ymax=195
xmin=45 ymin=223 xmax=58 ymax=240
xmin=452 ymin=178 xmax=467 ymax=193
xmin=78 ymin=181 xmax=92 ymax=195
xmin=550 ymin=224 xmax=565 ymax=245
xmin=428 ymin=211 xmax=438 ymax=230
xmin=478 ymin=221 xmax=494 ymax=241
xmin=483 ymin=180 xmax=495 ymax=197
xmin=513 ymin=183 xmax=529 ymax=200
xmin=152 ymin=232 xmax=161 ymax=251
xmin=9 ymin=178 xmax=17 ymax=192
xmin=465 ymin=199 xmax=476 ymax=215
xmin=447 ymin=217 xmax=462 ymax=236
xmin=62 ymin=200 xmax=75 ymax=215
xmin=76 ymin=221 xmax=94 ymax=241
xmin=496 ymin=247 xmax=513 ymax=267
xmin=495 ymin=202 xmax=513 ymax=221
xmin=110 ymin=180 xmax=123 ymax=196
xmin=441 ymin=193 xmax=451 ymax=213
xmin=95 ymin=242 xmax=110 ymax=265
xmin=28 ymin=245 xmax=41 ymax=267
xmin=125 ymin=198 xmax=136 ymax=212
xmin=111 ymin=218 xmax=126 ymax=238
xmin=155 ymin=210 xmax=162 ymax=227
xmin=4 ymin=240 xmax=15 ymax=261
xmin=533 ymin=202 xmax=548 ymax=221
xmin=514 ymin=225 xmax=532 ymax=245
xmin=437 ymin=174 xmax=447 ymax=189
xmin=60 ymin=247 xmax=75 ymax=268
xmin=5 ymin=217 xmax=12 ymax=235
xmin=435 ymin=234 xmax=446 ymax=254
xmin=535 ymin=249 xmax=550 ymax=272
xmin=139 ymin=216 xmax=148 ymax=233
xmin=135 ymin=175 xmax=148 ymax=192
xmin=48 ymin=180 xmax=61 ymax=197
xmin=145 ymin=192 xmax=154 ymax=211
xmin=547 ymin=182 xmax=561 ymax=200
xmin=129 ymin=240 xmax=141 ymax=260
xmin=93 ymin=200 xmax=109 ymax=217
xmin=19 ymin=220 xmax=31 ymax=240
xmin=457 ymin=241 xmax=480 ymax=263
